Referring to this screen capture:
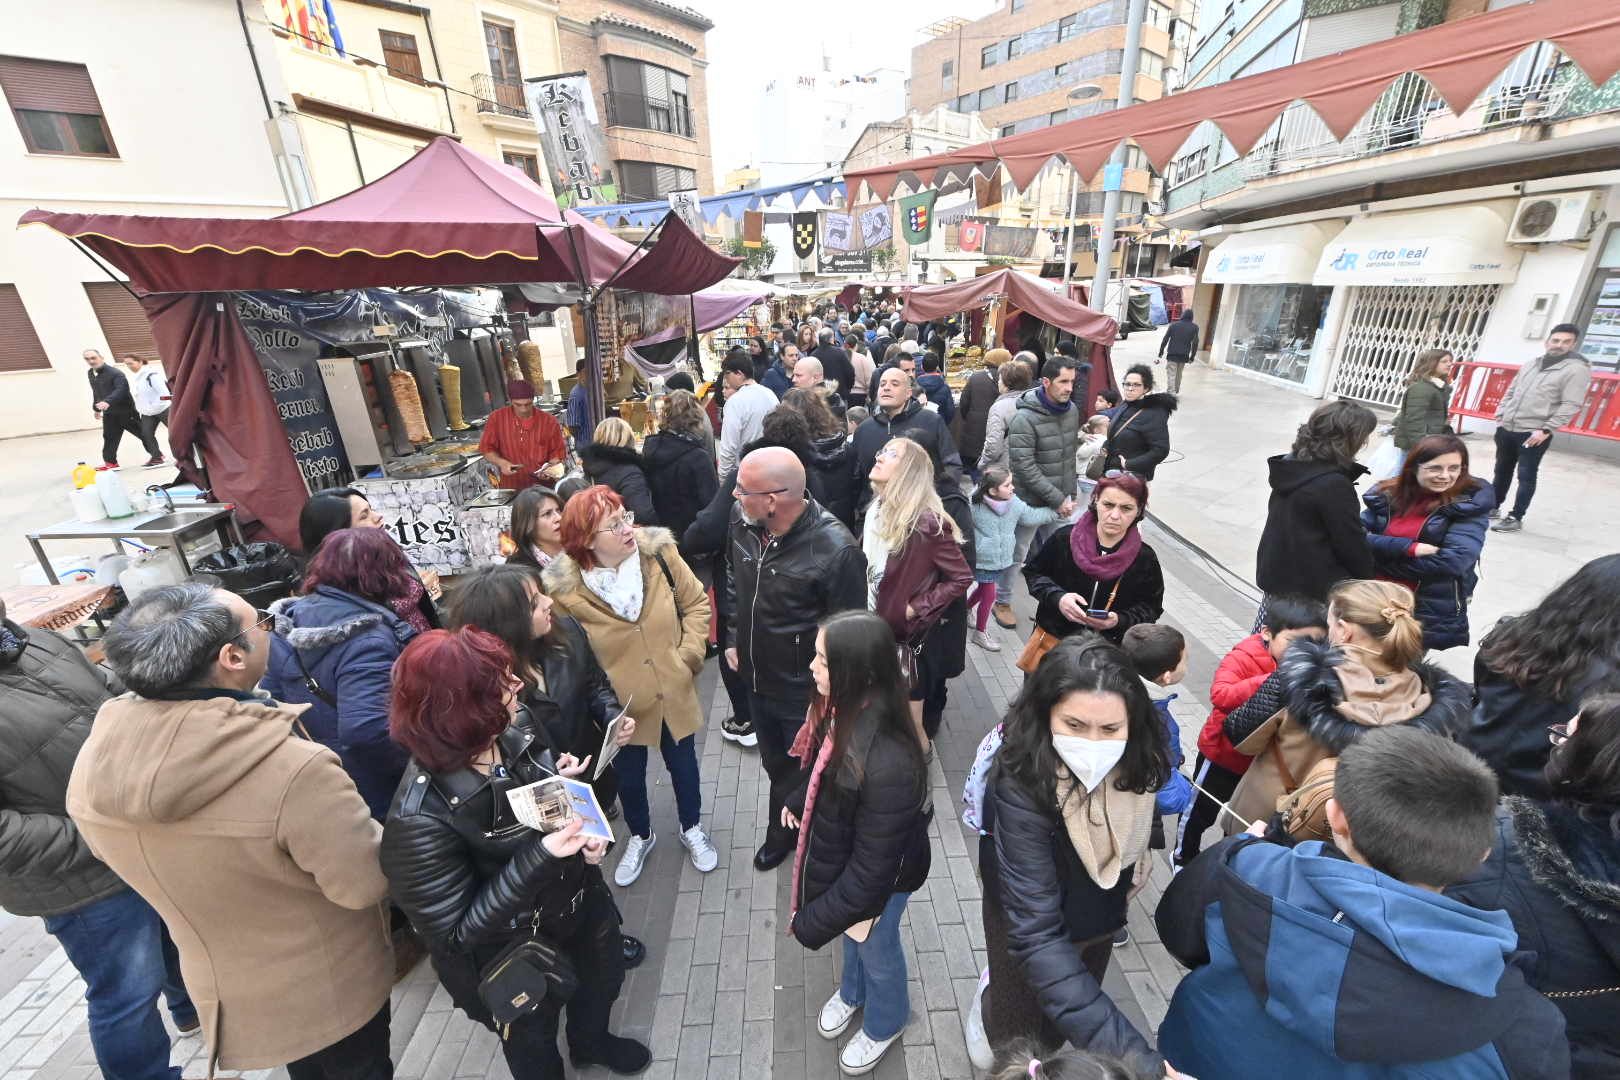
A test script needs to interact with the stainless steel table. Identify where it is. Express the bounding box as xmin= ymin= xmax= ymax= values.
xmin=26 ymin=504 xmax=247 ymax=584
